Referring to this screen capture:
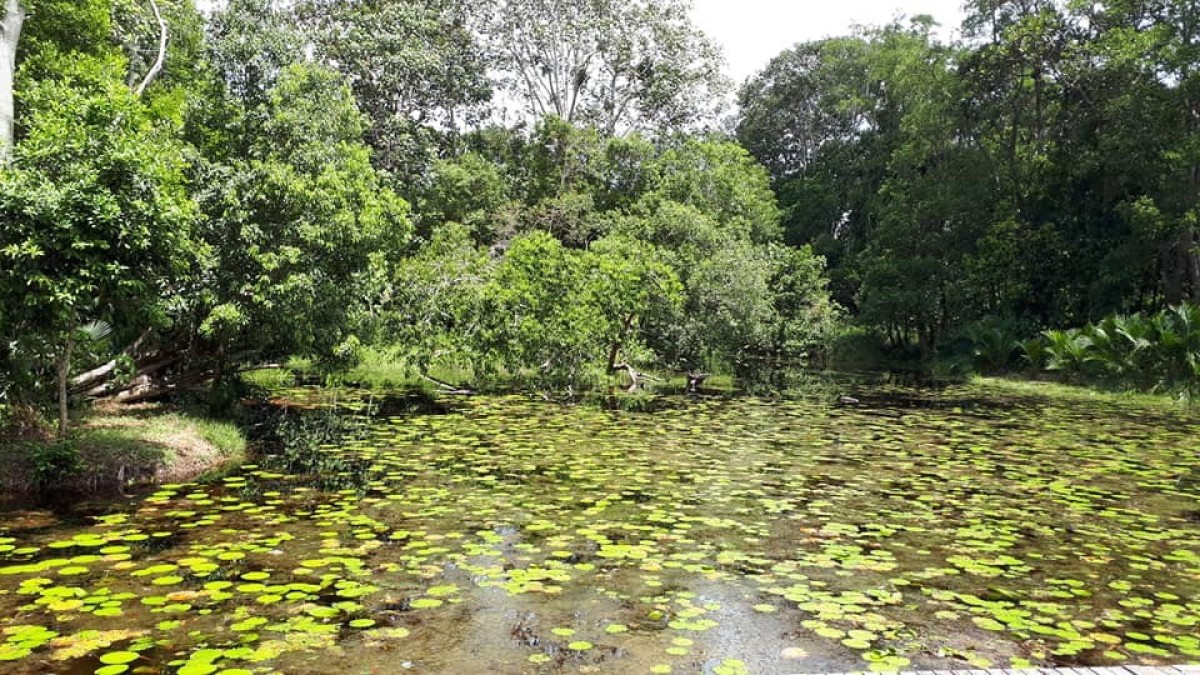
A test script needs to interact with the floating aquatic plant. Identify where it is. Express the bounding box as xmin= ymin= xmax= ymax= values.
xmin=0 ymin=384 xmax=1197 ymax=673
